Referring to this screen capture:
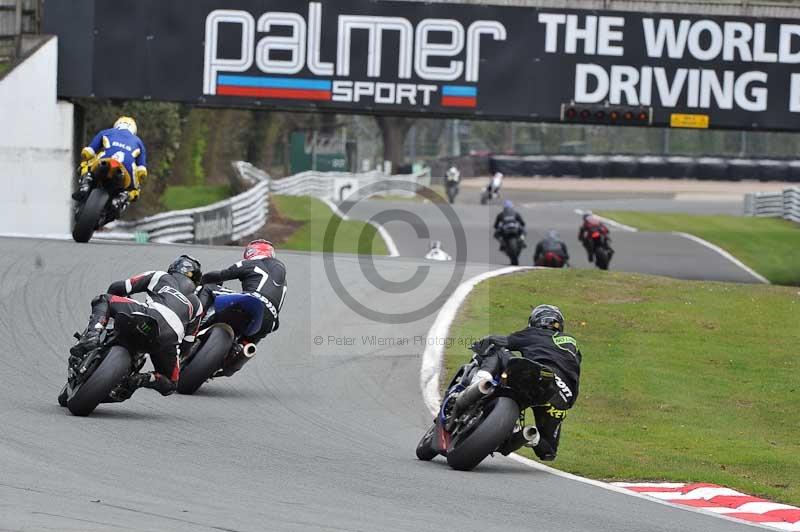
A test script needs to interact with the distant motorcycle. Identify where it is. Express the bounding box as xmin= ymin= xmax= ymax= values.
xmin=535 ymin=251 xmax=568 ymax=268
xmin=416 ymin=346 xmax=551 ymax=471
xmin=177 ymin=288 xmax=262 ymax=394
xmin=58 ymin=313 xmax=161 ymax=416
xmin=499 ymin=232 xmax=525 ymax=266
xmin=586 ymin=232 xmax=614 ymax=270
xmin=446 ymin=181 xmax=459 ymax=204
xmin=480 ymin=185 xmax=499 ymax=205
xmin=72 ymin=158 xmax=130 ymax=243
